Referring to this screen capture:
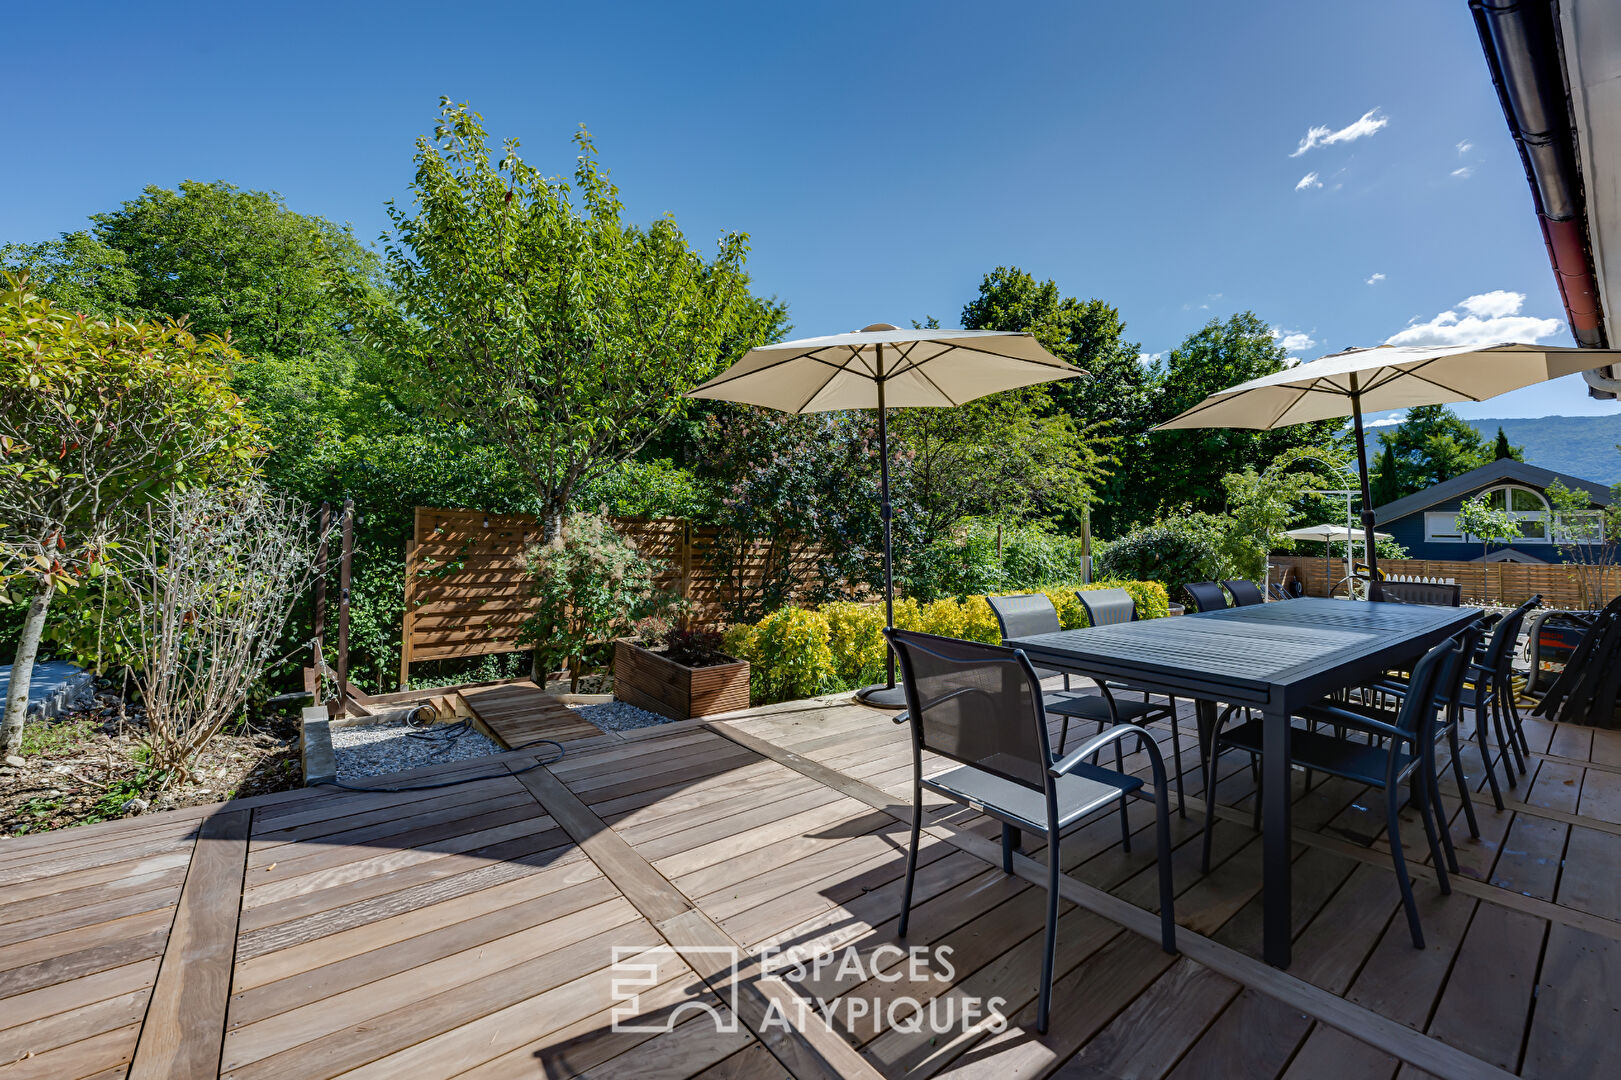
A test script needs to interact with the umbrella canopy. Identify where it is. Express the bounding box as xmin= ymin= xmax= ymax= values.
xmin=688 ymin=324 xmax=1083 ymax=705
xmin=1157 ymin=340 xmax=1621 ymax=589
xmin=687 ymin=326 xmax=1081 ymax=413
xmin=1283 ymin=523 xmax=1394 ymax=543
xmin=1157 ymin=342 xmax=1605 ymax=430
